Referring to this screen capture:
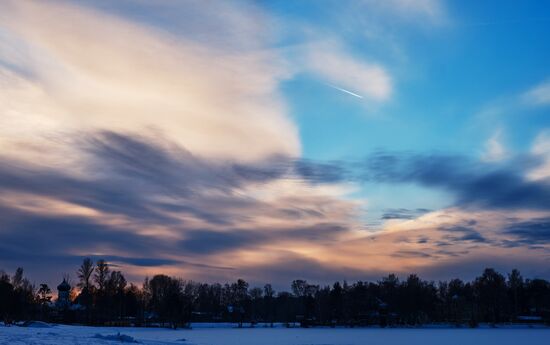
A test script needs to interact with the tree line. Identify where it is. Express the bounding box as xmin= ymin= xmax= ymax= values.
xmin=1 ymin=260 xmax=549 ymax=328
